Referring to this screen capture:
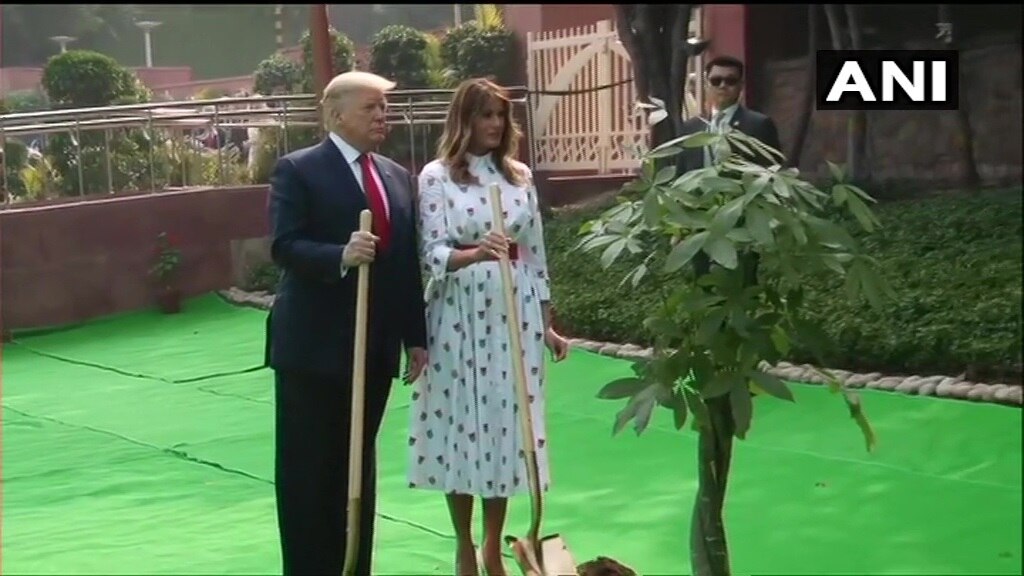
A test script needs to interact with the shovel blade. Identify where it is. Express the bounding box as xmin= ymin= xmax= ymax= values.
xmin=507 ymin=534 xmax=579 ymax=576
